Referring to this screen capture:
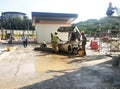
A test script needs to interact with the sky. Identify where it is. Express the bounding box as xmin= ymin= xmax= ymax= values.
xmin=0 ymin=0 xmax=120 ymax=23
